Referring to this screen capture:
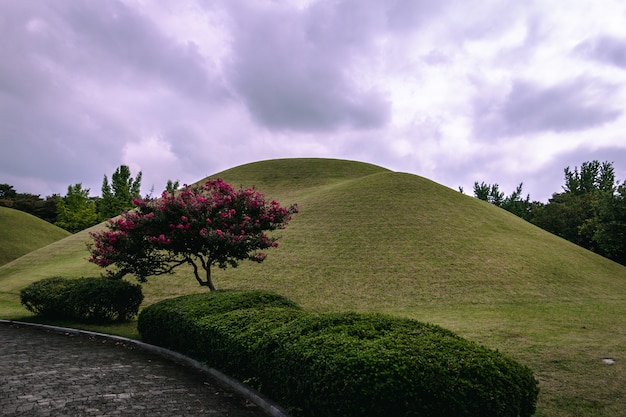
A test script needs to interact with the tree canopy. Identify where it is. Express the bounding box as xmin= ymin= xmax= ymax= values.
xmin=0 ymin=184 xmax=17 ymax=199
xmin=55 ymin=184 xmax=99 ymax=233
xmin=473 ymin=182 xmax=532 ymax=220
xmin=563 ymin=160 xmax=615 ymax=195
xmin=88 ymin=178 xmax=298 ymax=290
xmin=99 ymin=165 xmax=142 ymax=220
